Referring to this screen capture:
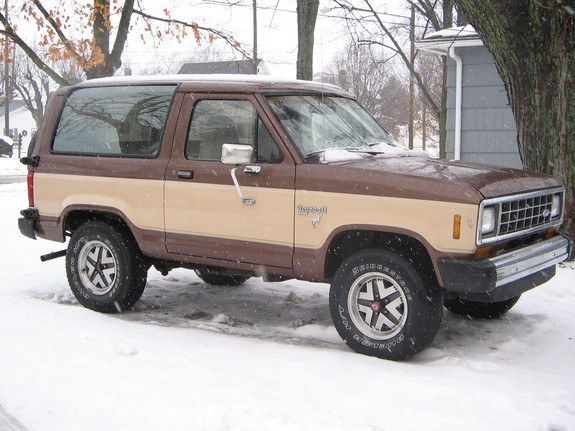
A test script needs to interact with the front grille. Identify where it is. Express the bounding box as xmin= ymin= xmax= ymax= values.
xmin=499 ymin=194 xmax=554 ymax=234
xmin=478 ymin=187 xmax=564 ymax=245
